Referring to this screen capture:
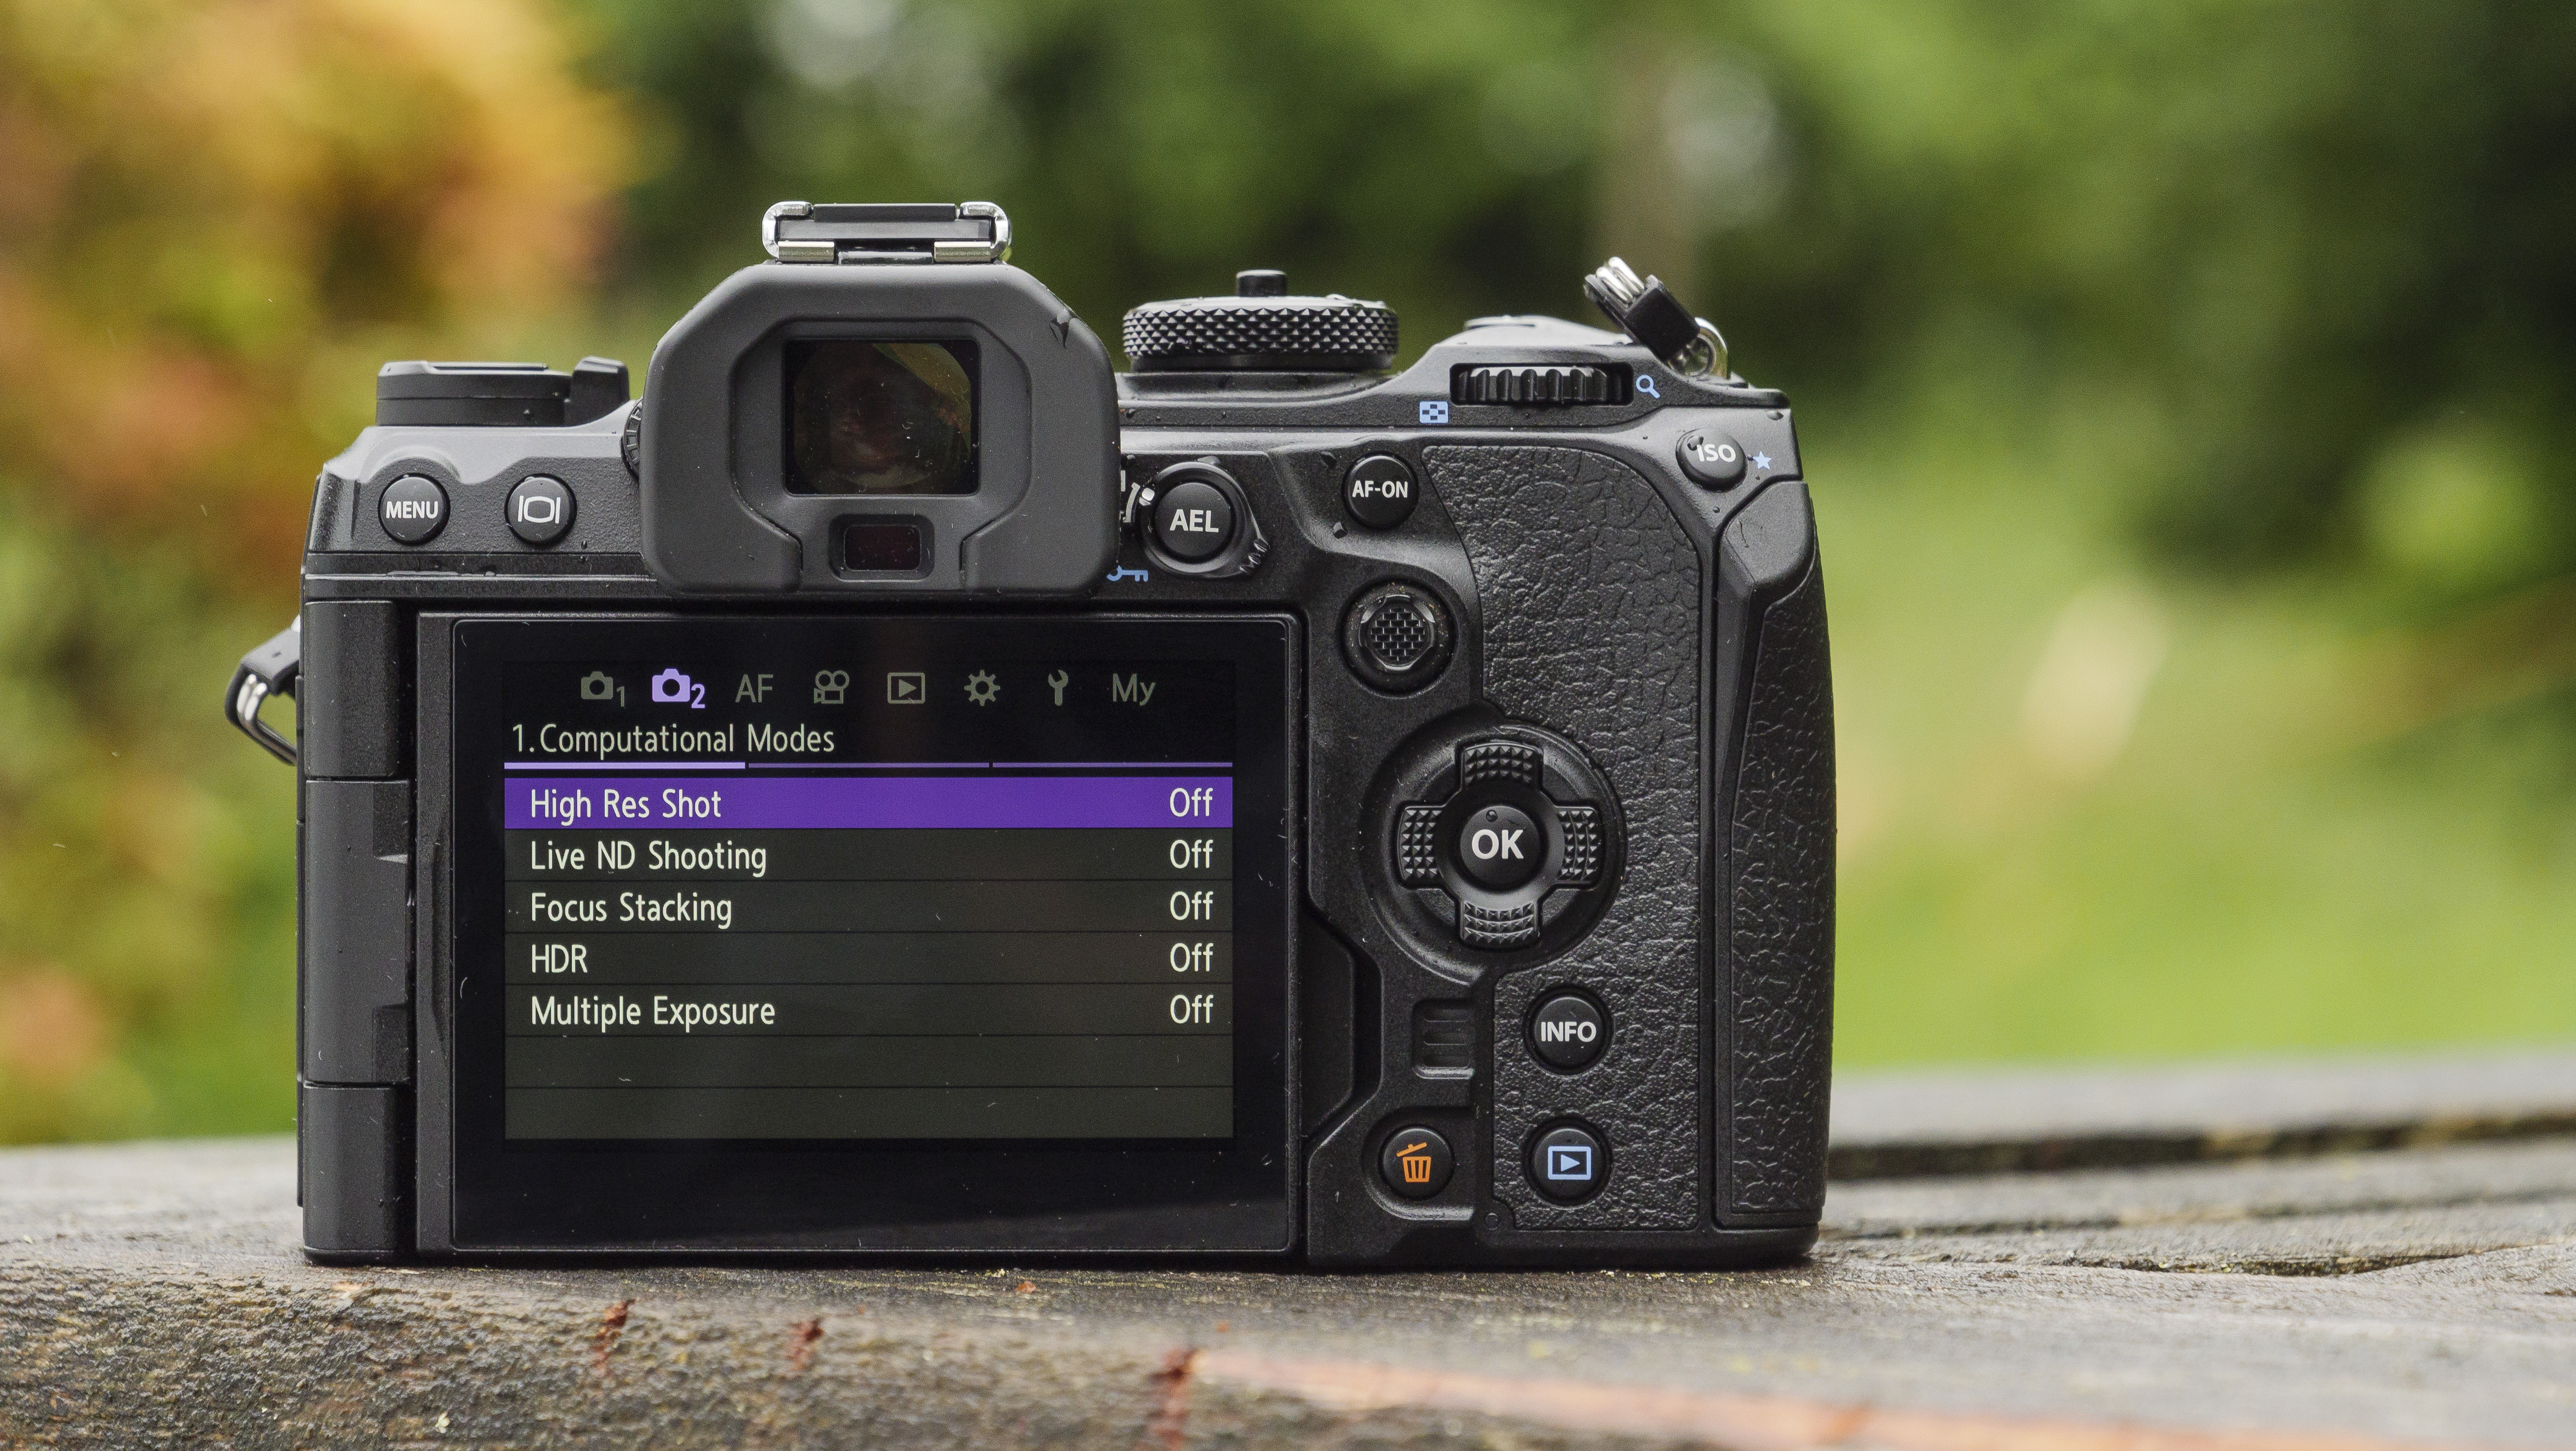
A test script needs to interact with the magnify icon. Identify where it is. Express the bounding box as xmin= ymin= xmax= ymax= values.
xmin=1635 ymin=376 xmax=1661 ymax=400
